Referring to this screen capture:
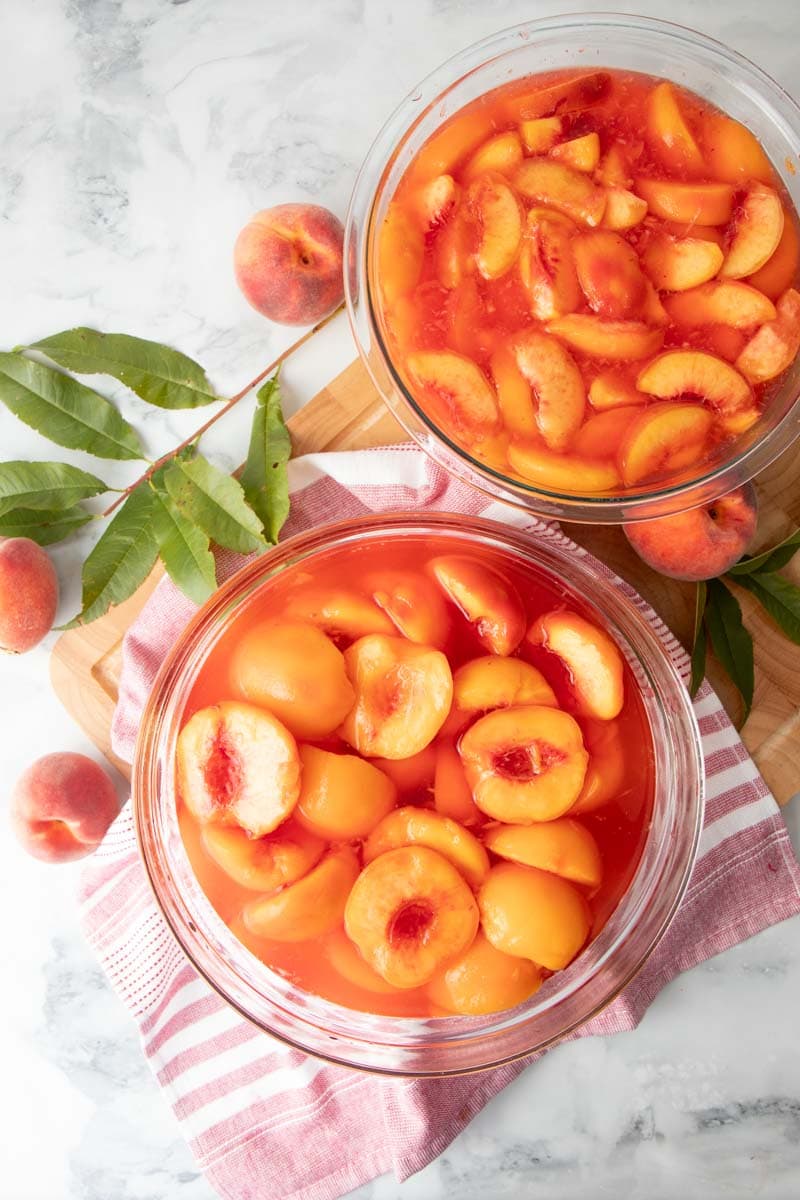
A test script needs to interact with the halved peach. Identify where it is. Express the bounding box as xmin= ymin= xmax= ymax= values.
xmin=177 ymin=702 xmax=300 ymax=837
xmin=367 ymin=570 xmax=450 ymax=647
xmin=641 ymin=235 xmax=724 ymax=292
xmin=634 ymin=178 xmax=734 ymax=225
xmin=324 ymin=927 xmax=397 ymax=994
xmin=736 ymin=286 xmax=800 ymax=382
xmin=550 ymin=132 xmax=601 ymax=173
xmin=344 ymin=845 xmax=479 ymax=987
xmin=434 ymin=206 xmax=473 ymax=290
xmin=430 ymin=555 xmax=526 ymax=656
xmin=519 ymin=210 xmax=581 ymax=321
xmin=505 ymin=71 xmax=611 ymax=122
xmin=513 ymin=330 xmax=585 ymax=451
xmin=720 ymin=183 xmax=784 ymax=279
xmin=595 ymin=143 xmax=634 ymax=189
xmin=459 ymin=704 xmax=589 ymax=823
xmin=427 ymin=930 xmax=541 ymax=1015
xmin=601 ymin=187 xmax=648 ymax=231
xmin=463 ymin=131 xmax=524 ymax=183
xmin=466 ymin=173 xmax=523 ymax=279
xmin=546 ymin=314 xmax=663 ymax=360
xmin=406 ymin=350 xmax=500 ymax=437
xmin=663 ymin=281 xmax=777 ymax=329
xmin=572 ymin=406 xmax=641 ymax=459
xmin=243 ymin=846 xmax=359 ymax=941
xmin=588 ymin=368 xmax=649 ymax=410
xmin=433 ymin=740 xmax=483 ymax=827
xmin=371 ymin=745 xmax=437 ymax=797
xmin=514 ymin=159 xmax=606 ymax=226
xmin=642 ymin=280 xmax=670 ymax=327
xmin=295 ymin=746 xmax=396 ymax=841
xmin=340 ymin=635 xmax=453 ymax=760
xmin=520 ymin=115 xmax=562 ymax=154
xmin=619 ymin=402 xmax=714 ymax=486
xmin=364 ymin=806 xmax=489 ymax=889
xmin=570 ymin=718 xmax=626 ymax=814
xmin=231 ymin=618 xmax=356 ymax=739
xmin=702 ymin=112 xmax=775 ymax=185
xmin=489 ymin=345 xmax=537 ymax=438
xmin=573 ymin=230 xmax=647 ymax=318
xmin=414 ymin=174 xmax=459 ymax=230
xmin=646 ymin=81 xmax=704 ymax=175
xmin=507 ymin=442 xmax=621 ymax=493
xmin=637 ymin=350 xmax=752 ymax=413
xmin=479 ymin=862 xmax=590 ymax=970
xmin=484 ymin=819 xmax=602 ymax=888
xmin=452 ymin=655 xmax=557 ymax=724
xmin=528 ymin=611 xmax=624 ymax=720
xmin=747 ymin=215 xmax=800 ymax=300
xmin=281 ymin=590 xmax=394 ymax=642
xmin=200 ymin=819 xmax=324 ymax=892
xmin=378 ymin=203 xmax=423 ymax=305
